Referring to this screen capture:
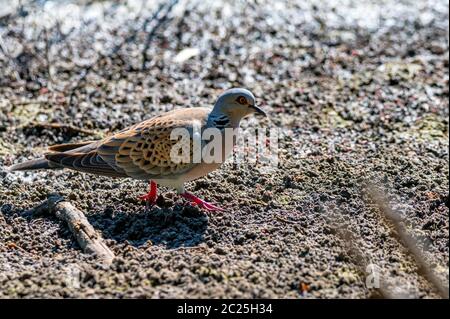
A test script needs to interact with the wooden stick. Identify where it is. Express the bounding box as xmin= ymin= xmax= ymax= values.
xmin=25 ymin=121 xmax=104 ymax=137
xmin=329 ymin=221 xmax=397 ymax=299
xmin=366 ymin=186 xmax=449 ymax=299
xmin=141 ymin=0 xmax=180 ymax=70
xmin=31 ymin=194 xmax=115 ymax=266
xmin=275 ymin=214 xmax=299 ymax=224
